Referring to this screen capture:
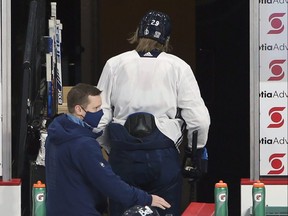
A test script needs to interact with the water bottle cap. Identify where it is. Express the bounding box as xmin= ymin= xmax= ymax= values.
xmin=215 ymin=180 xmax=227 ymax=188
xmin=253 ymin=180 xmax=265 ymax=188
xmin=33 ymin=180 xmax=46 ymax=188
